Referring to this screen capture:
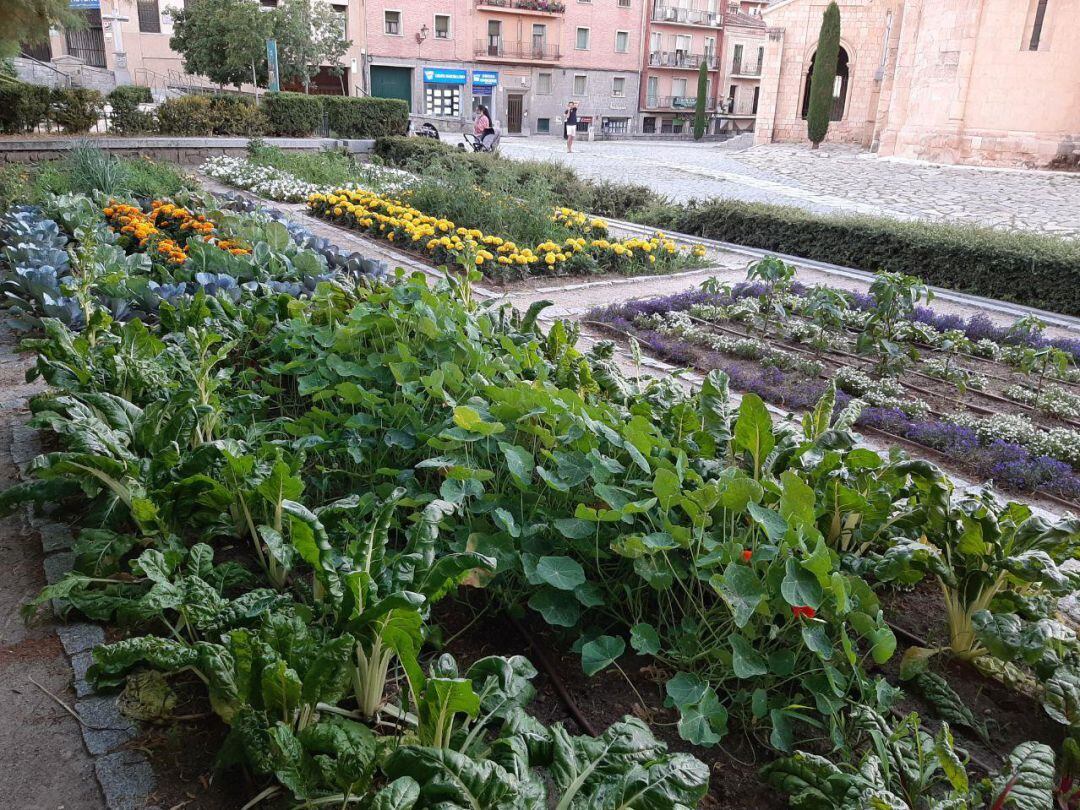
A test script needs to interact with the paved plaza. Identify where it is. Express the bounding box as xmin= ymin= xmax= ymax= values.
xmin=490 ymin=137 xmax=1080 ymax=237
